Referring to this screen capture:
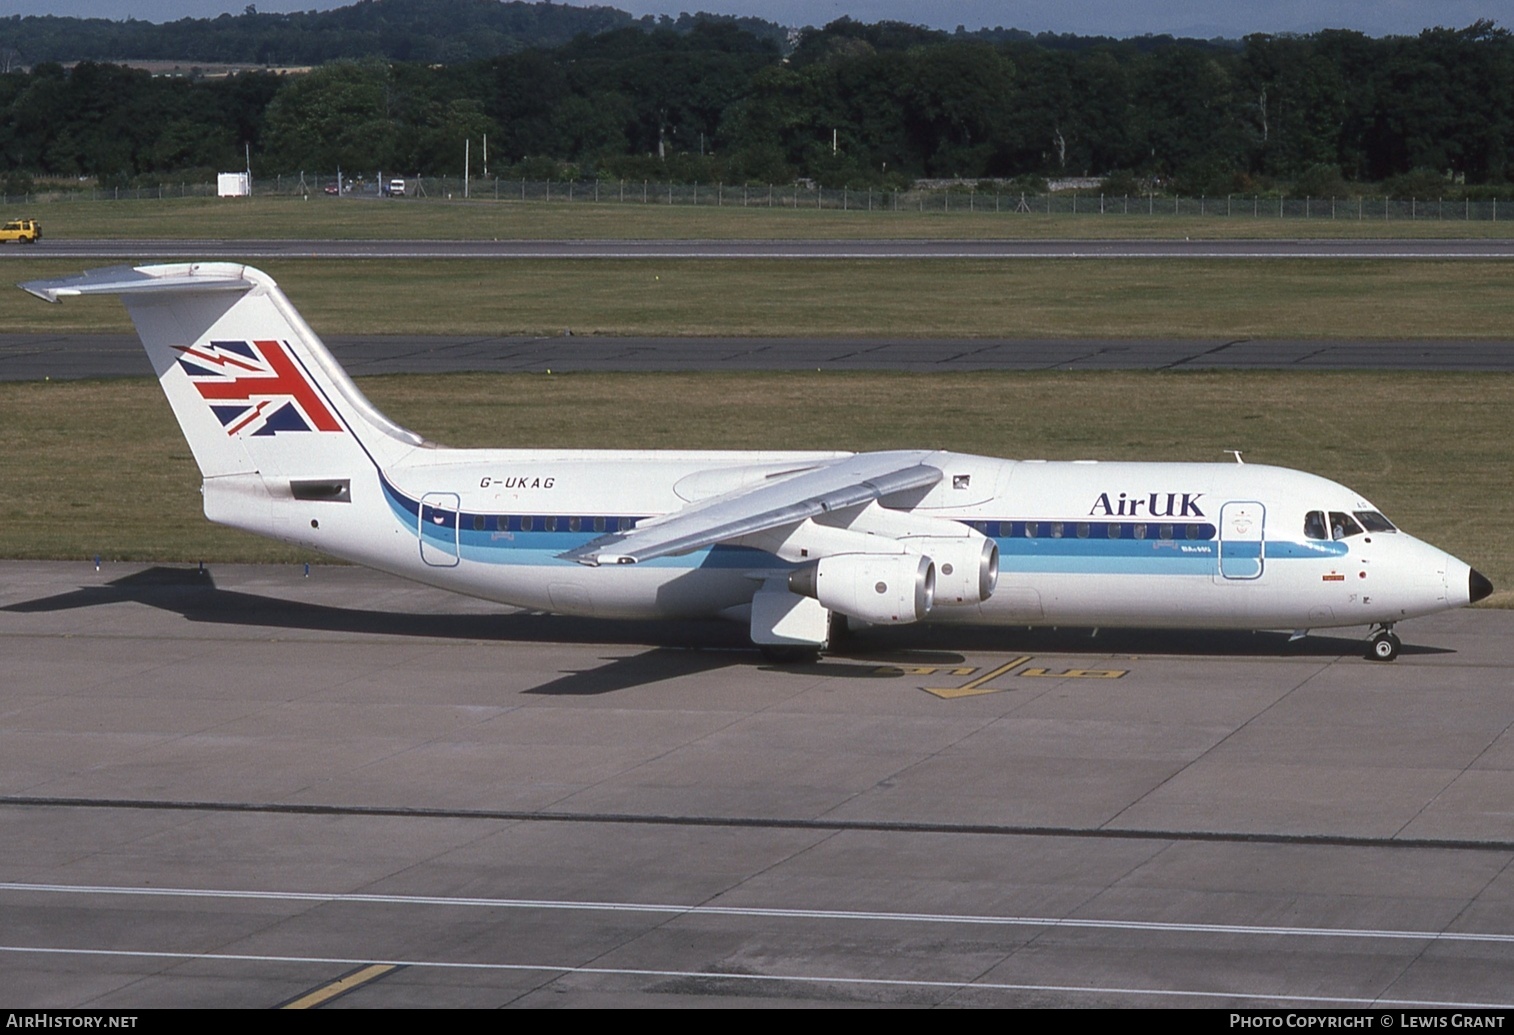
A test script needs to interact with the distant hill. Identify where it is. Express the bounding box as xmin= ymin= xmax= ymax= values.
xmin=0 ymin=0 xmax=791 ymax=67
